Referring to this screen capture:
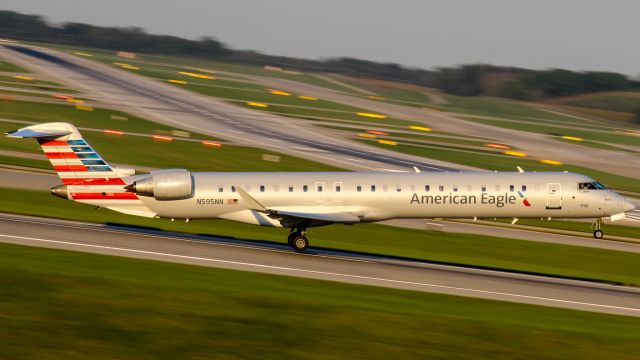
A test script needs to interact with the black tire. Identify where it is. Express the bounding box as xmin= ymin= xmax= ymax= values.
xmin=287 ymin=232 xmax=297 ymax=246
xmin=292 ymin=235 xmax=309 ymax=252
xmin=593 ymin=230 xmax=604 ymax=239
